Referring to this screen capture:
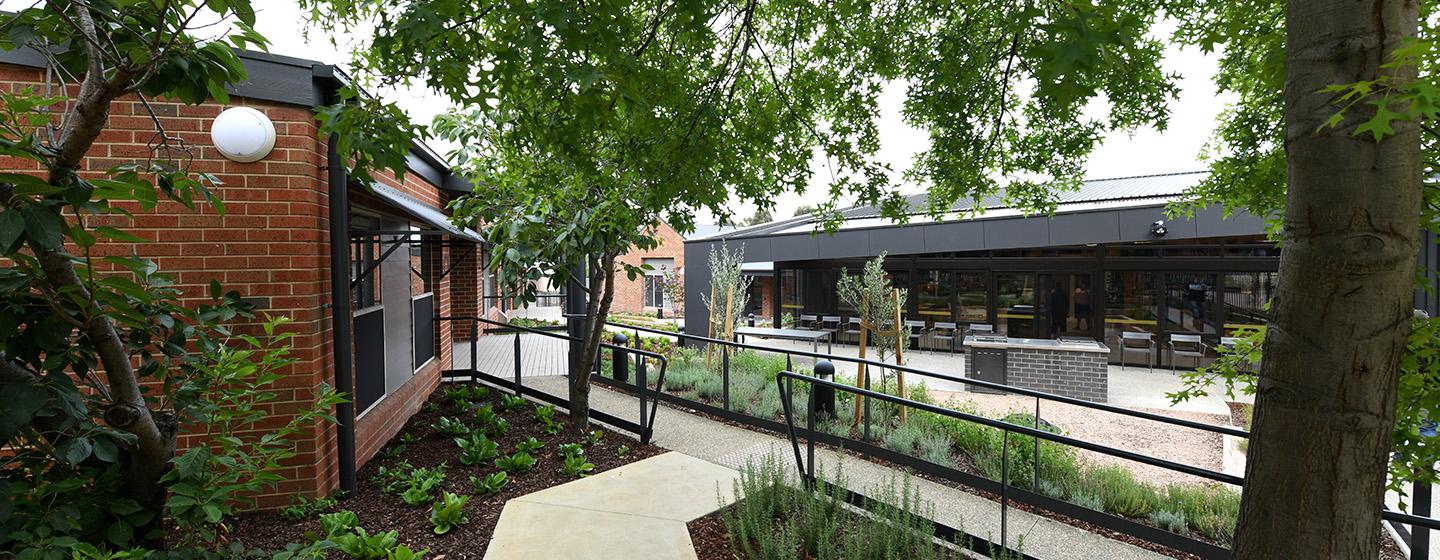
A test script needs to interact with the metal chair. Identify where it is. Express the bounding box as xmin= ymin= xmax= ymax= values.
xmin=966 ymin=323 xmax=995 ymax=335
xmin=904 ymin=319 xmax=927 ymax=352
xmin=1120 ymin=331 xmax=1156 ymax=372
xmin=1168 ymin=334 xmax=1210 ymax=372
xmin=845 ymin=316 xmax=862 ymax=344
xmin=929 ymin=321 xmax=959 ymax=354
xmin=798 ymin=314 xmax=819 ymax=330
xmin=821 ymin=315 xmax=841 ymax=341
